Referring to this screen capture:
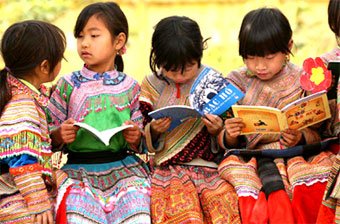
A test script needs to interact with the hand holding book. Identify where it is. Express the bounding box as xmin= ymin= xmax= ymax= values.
xmin=148 ymin=67 xmax=244 ymax=131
